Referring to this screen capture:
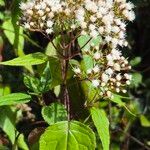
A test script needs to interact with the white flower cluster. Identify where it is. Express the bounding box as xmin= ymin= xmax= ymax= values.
xmin=73 ymin=44 xmax=132 ymax=99
xmin=20 ymin=0 xmax=73 ymax=34
xmin=20 ymin=0 xmax=135 ymax=49
xmin=75 ymin=0 xmax=135 ymax=49
xmin=20 ymin=0 xmax=135 ymax=99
